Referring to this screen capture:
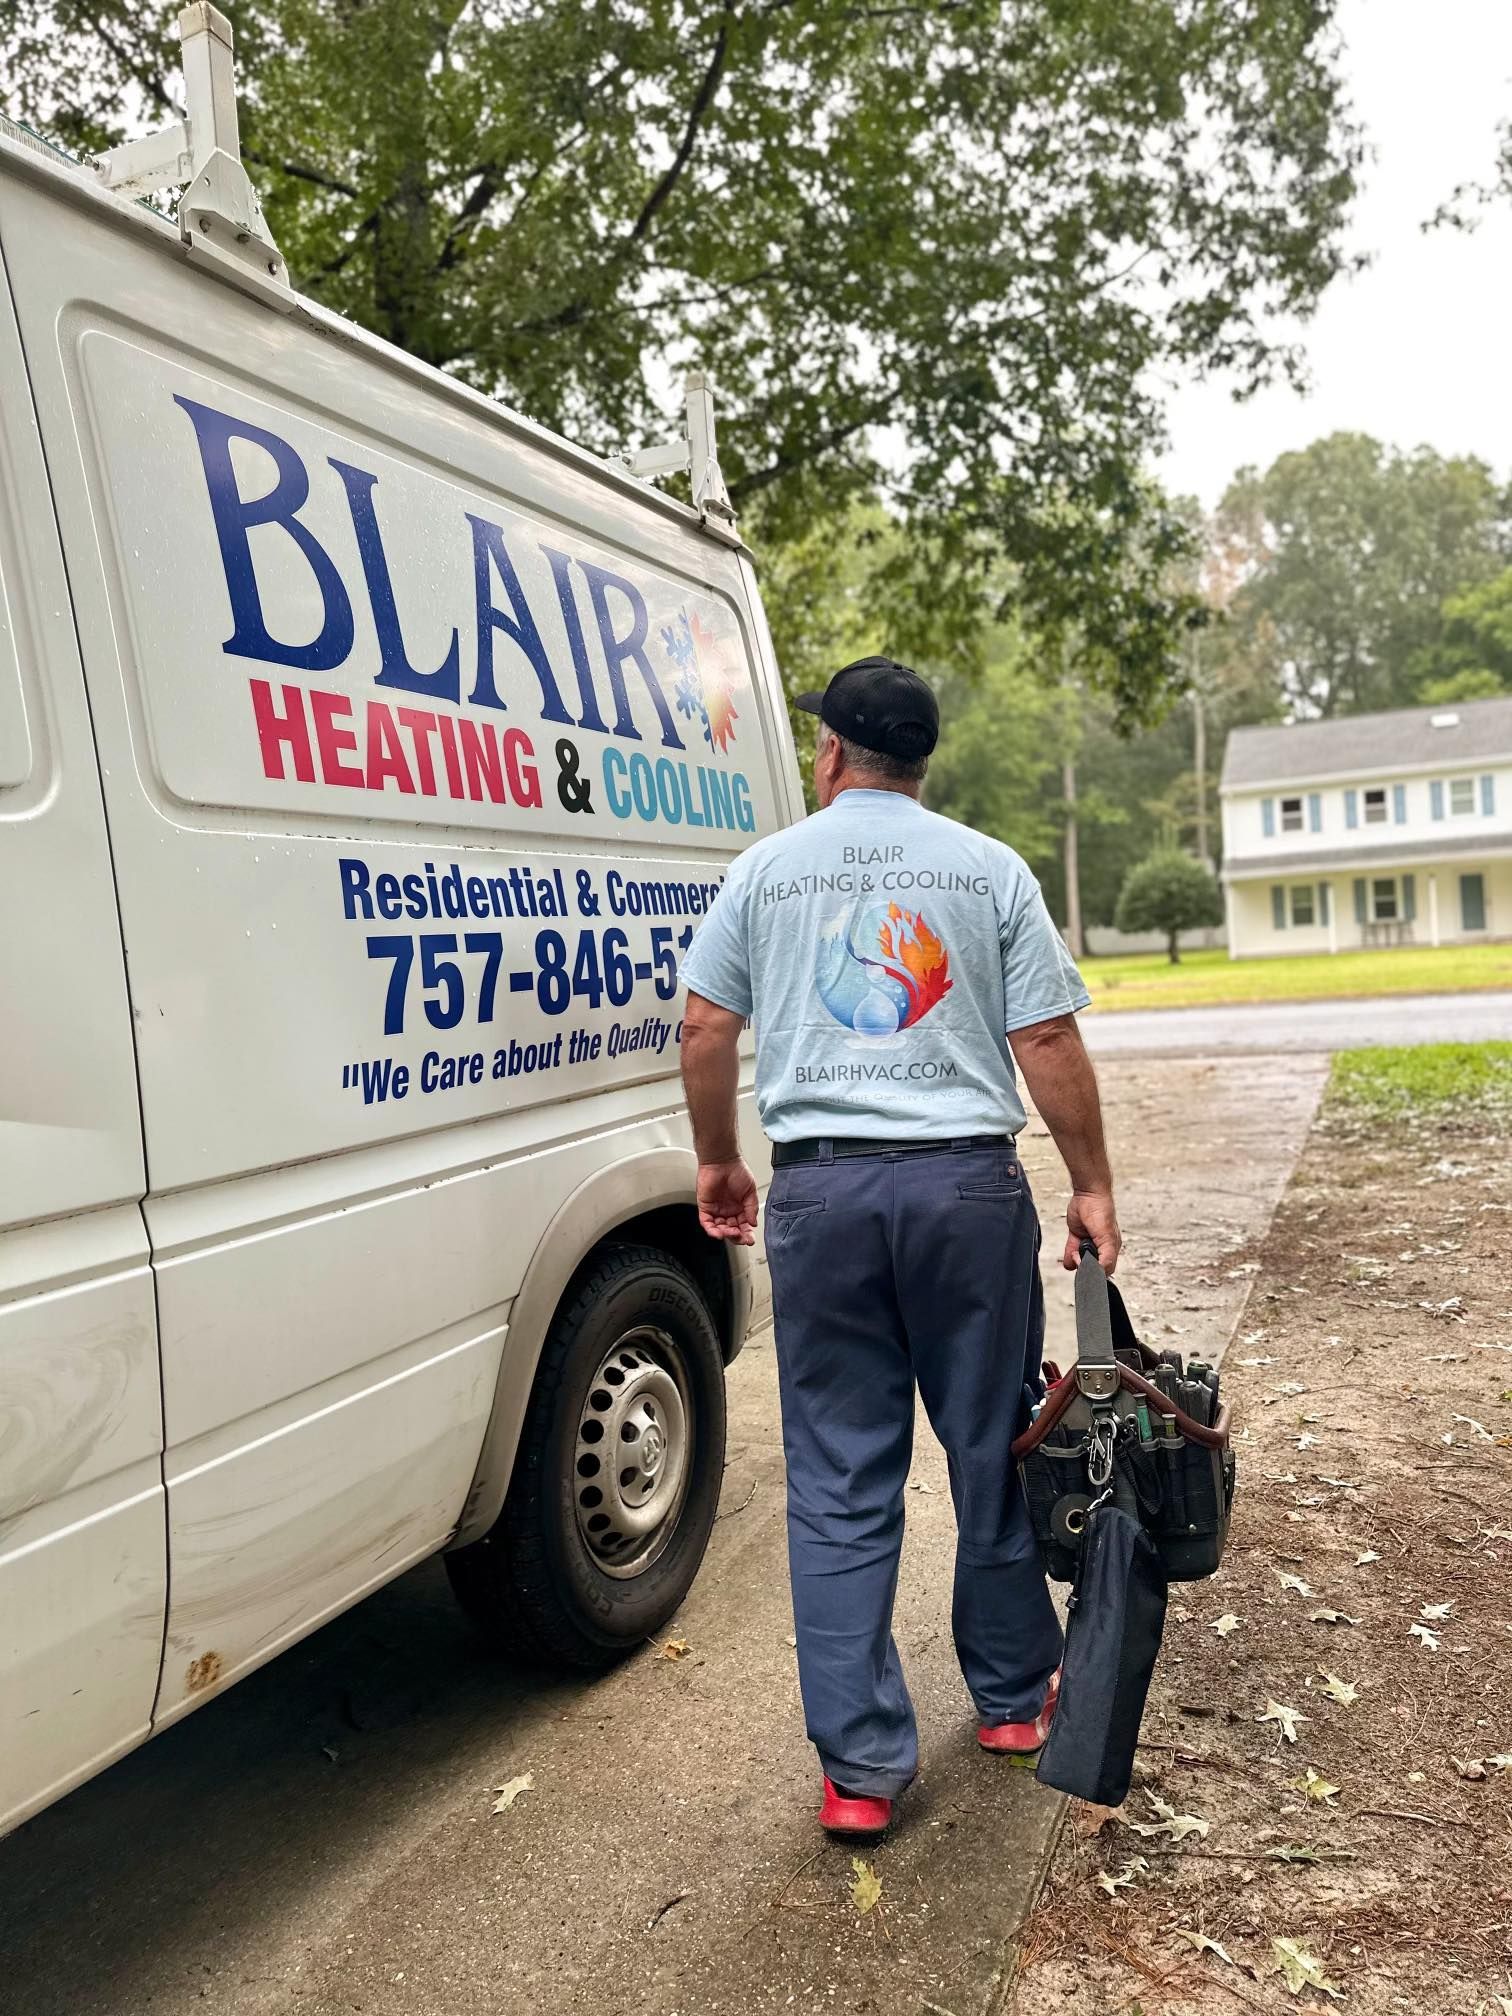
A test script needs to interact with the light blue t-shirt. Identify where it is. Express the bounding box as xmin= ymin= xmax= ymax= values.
xmin=680 ymin=789 xmax=1089 ymax=1142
